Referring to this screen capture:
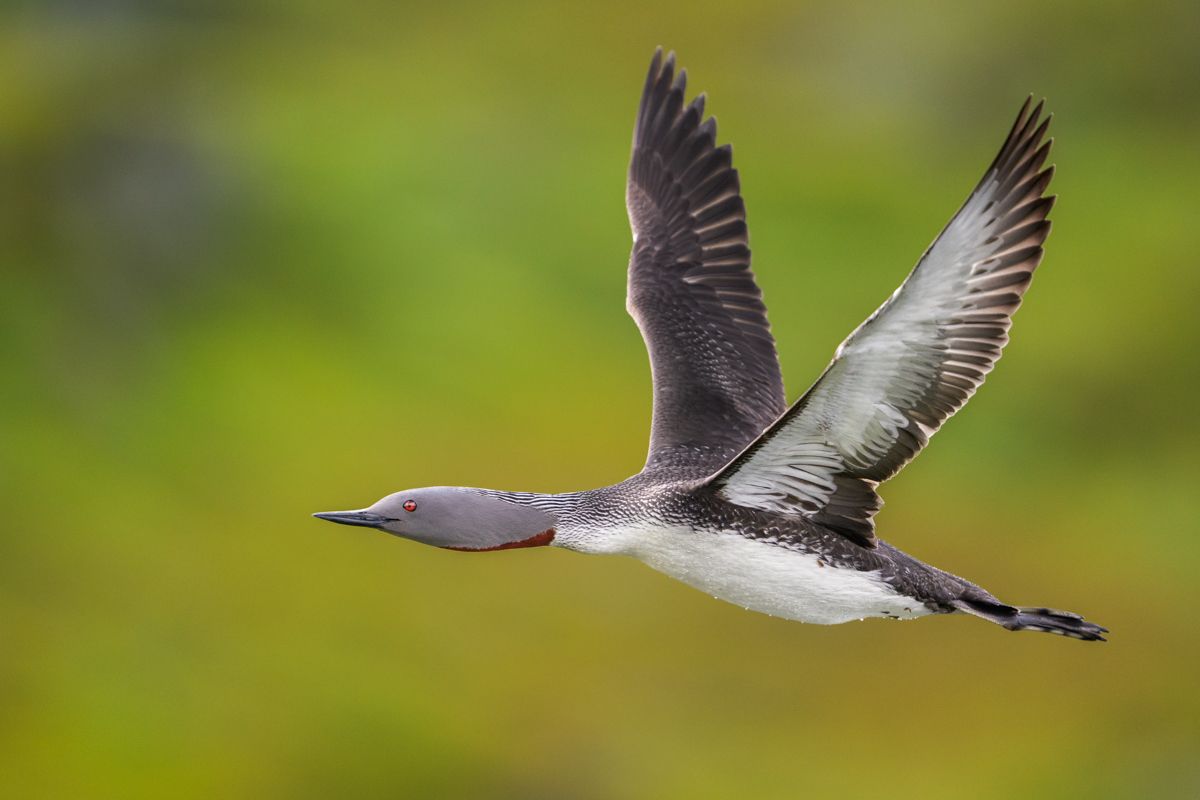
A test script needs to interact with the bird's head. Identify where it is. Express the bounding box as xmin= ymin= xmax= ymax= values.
xmin=314 ymin=487 xmax=557 ymax=551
